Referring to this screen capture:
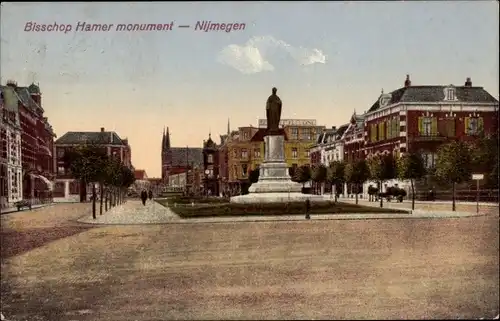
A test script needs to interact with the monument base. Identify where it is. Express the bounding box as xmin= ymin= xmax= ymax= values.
xmin=230 ymin=134 xmax=325 ymax=205
xmin=230 ymin=192 xmax=325 ymax=204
